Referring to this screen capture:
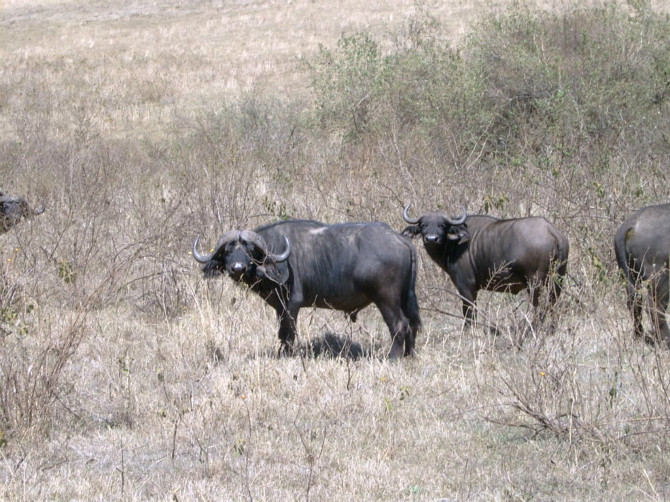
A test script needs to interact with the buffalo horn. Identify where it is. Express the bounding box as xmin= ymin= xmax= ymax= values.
xmin=269 ymin=236 xmax=291 ymax=262
xmin=445 ymin=207 xmax=467 ymax=225
xmin=192 ymin=230 xmax=241 ymax=263
xmin=402 ymin=204 xmax=420 ymax=224
xmin=240 ymin=231 xmax=291 ymax=262
xmin=192 ymin=236 xmax=211 ymax=263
